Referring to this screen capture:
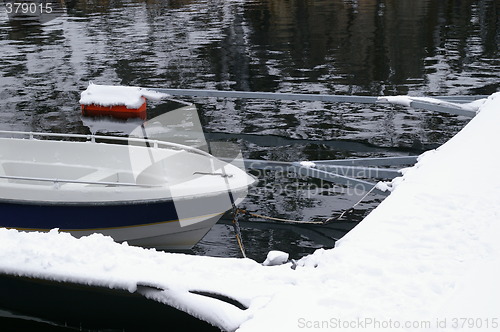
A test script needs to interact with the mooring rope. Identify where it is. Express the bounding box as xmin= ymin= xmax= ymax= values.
xmin=231 ymin=207 xmax=247 ymax=258
xmin=234 ymin=183 xmax=379 ymax=226
xmin=230 ymin=183 xmax=379 ymax=255
xmin=236 ymin=209 xmax=325 ymax=224
xmin=326 ymin=183 xmax=378 ymax=222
